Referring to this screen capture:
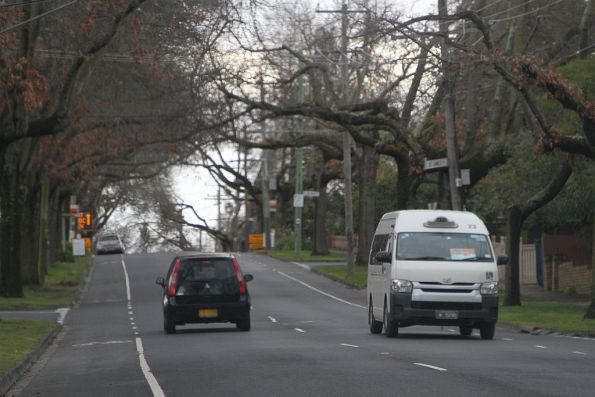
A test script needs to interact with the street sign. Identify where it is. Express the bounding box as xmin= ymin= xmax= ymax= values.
xmin=423 ymin=158 xmax=448 ymax=171
xmin=303 ymin=190 xmax=320 ymax=198
xmin=72 ymin=238 xmax=85 ymax=256
xmin=293 ymin=193 xmax=304 ymax=208
xmin=248 ymin=233 xmax=264 ymax=250
xmin=461 ymin=169 xmax=471 ymax=185
xmin=78 ymin=211 xmax=92 ymax=231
